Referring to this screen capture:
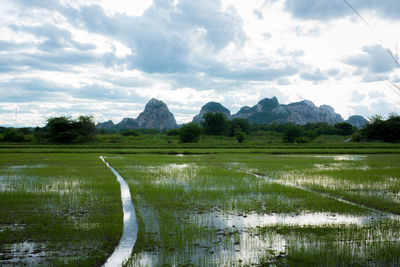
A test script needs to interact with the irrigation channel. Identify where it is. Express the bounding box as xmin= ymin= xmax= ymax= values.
xmin=100 ymin=156 xmax=138 ymax=267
